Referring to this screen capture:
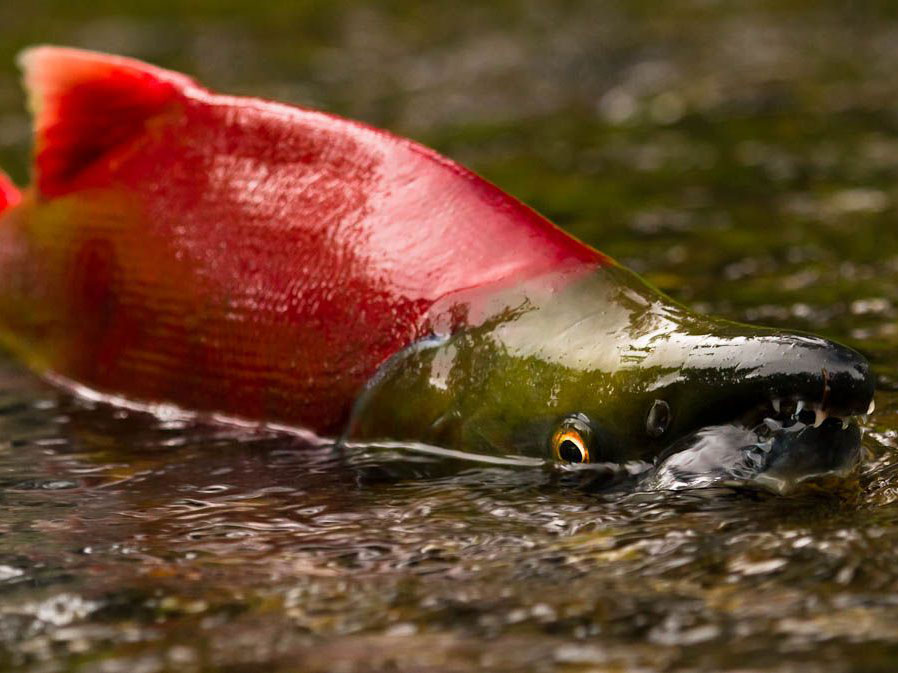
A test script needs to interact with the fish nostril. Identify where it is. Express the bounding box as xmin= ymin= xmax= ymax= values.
xmin=646 ymin=399 xmax=672 ymax=438
xmin=797 ymin=407 xmax=817 ymax=425
xmin=779 ymin=399 xmax=797 ymax=417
